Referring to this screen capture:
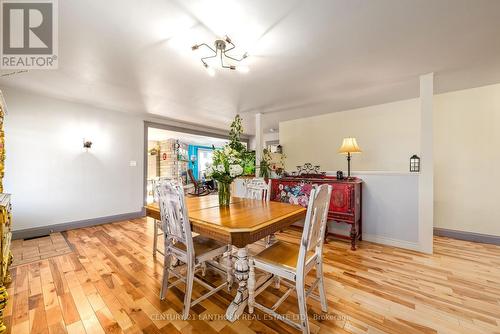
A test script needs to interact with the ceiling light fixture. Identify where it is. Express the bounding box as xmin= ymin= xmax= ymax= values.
xmin=192 ymin=35 xmax=248 ymax=74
